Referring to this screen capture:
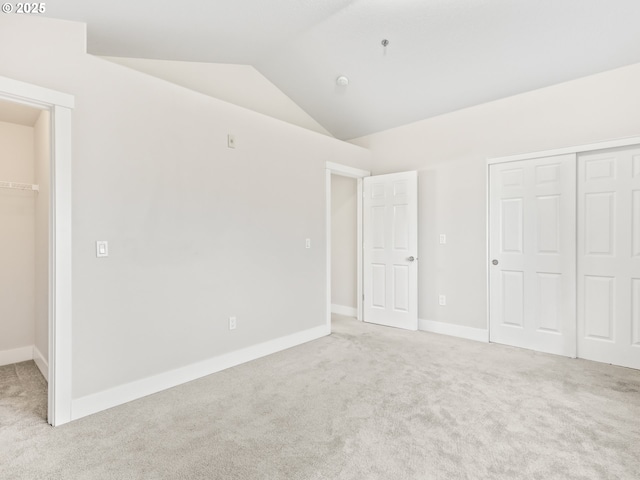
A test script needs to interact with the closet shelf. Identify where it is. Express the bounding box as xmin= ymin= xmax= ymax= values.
xmin=0 ymin=181 xmax=39 ymax=192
